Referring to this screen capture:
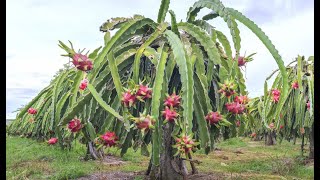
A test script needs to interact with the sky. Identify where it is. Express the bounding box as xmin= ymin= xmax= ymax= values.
xmin=6 ymin=0 xmax=314 ymax=119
